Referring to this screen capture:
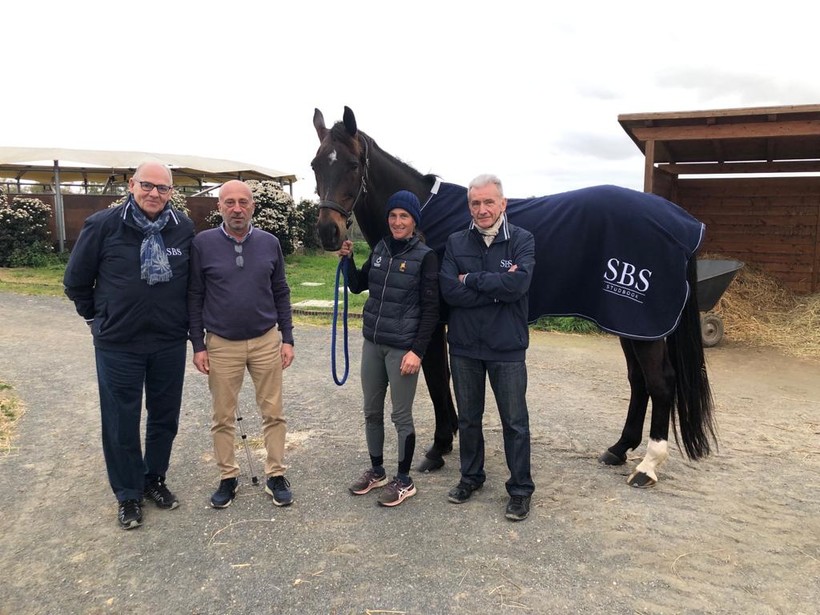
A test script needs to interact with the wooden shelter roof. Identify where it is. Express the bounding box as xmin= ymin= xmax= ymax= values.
xmin=618 ymin=104 xmax=820 ymax=177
